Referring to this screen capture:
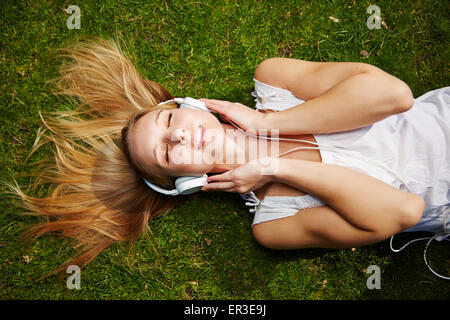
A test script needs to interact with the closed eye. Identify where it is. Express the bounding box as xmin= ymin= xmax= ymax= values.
xmin=166 ymin=112 xmax=172 ymax=163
